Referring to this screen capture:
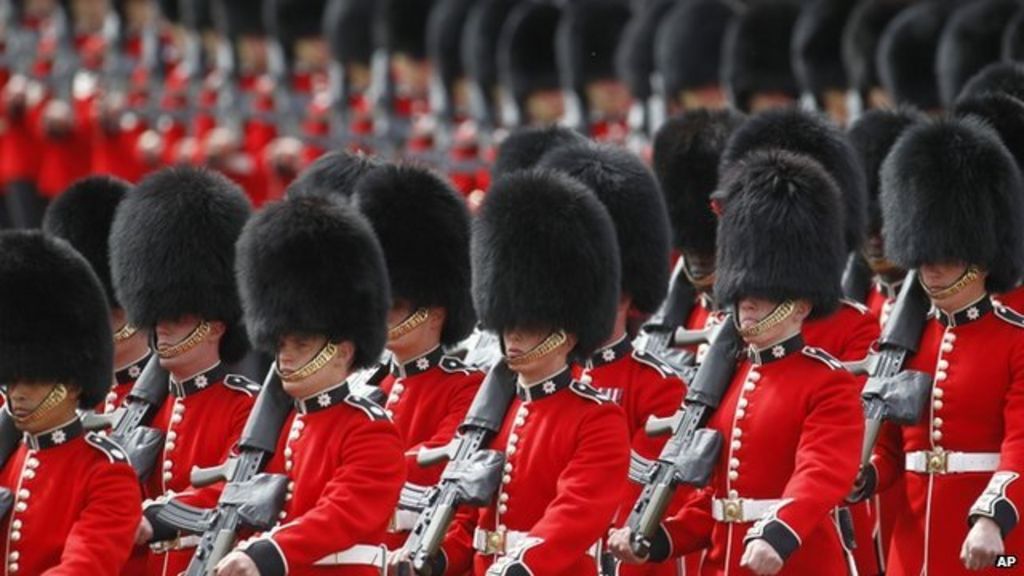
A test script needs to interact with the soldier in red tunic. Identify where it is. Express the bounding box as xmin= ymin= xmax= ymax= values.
xmin=610 ymin=150 xmax=864 ymax=576
xmin=538 ymin=143 xmax=686 ymax=576
xmin=0 ymin=231 xmax=141 ymax=574
xmin=211 ymin=193 xmax=405 ymax=575
xmin=108 ymin=166 xmax=259 ymax=576
xmin=353 ymin=165 xmax=484 ymax=551
xmin=497 ymin=2 xmax=566 ymax=128
xmin=853 ymin=117 xmax=1024 ymax=575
